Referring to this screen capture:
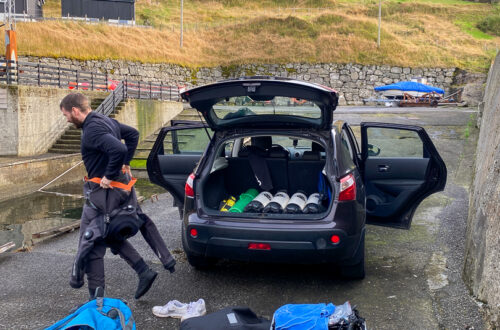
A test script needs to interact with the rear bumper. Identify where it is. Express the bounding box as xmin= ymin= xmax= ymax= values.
xmin=182 ymin=215 xmax=365 ymax=265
